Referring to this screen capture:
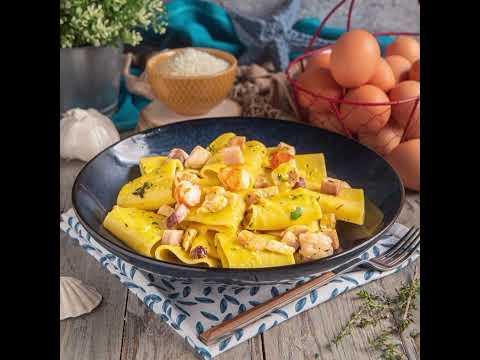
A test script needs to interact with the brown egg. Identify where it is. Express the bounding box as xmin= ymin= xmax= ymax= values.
xmin=358 ymin=124 xmax=404 ymax=156
xmin=307 ymin=49 xmax=331 ymax=70
xmin=296 ymin=67 xmax=343 ymax=113
xmin=330 ymin=29 xmax=381 ymax=88
xmin=389 ymin=80 xmax=420 ymax=140
xmin=367 ymin=58 xmax=396 ymax=92
xmin=384 ymin=139 xmax=420 ymax=191
xmin=409 ymin=60 xmax=420 ymax=81
xmin=386 ymin=36 xmax=420 ymax=63
xmin=340 ymin=85 xmax=391 ymax=135
xmin=309 ymin=110 xmax=347 ymax=136
xmin=385 ymin=55 xmax=411 ymax=84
